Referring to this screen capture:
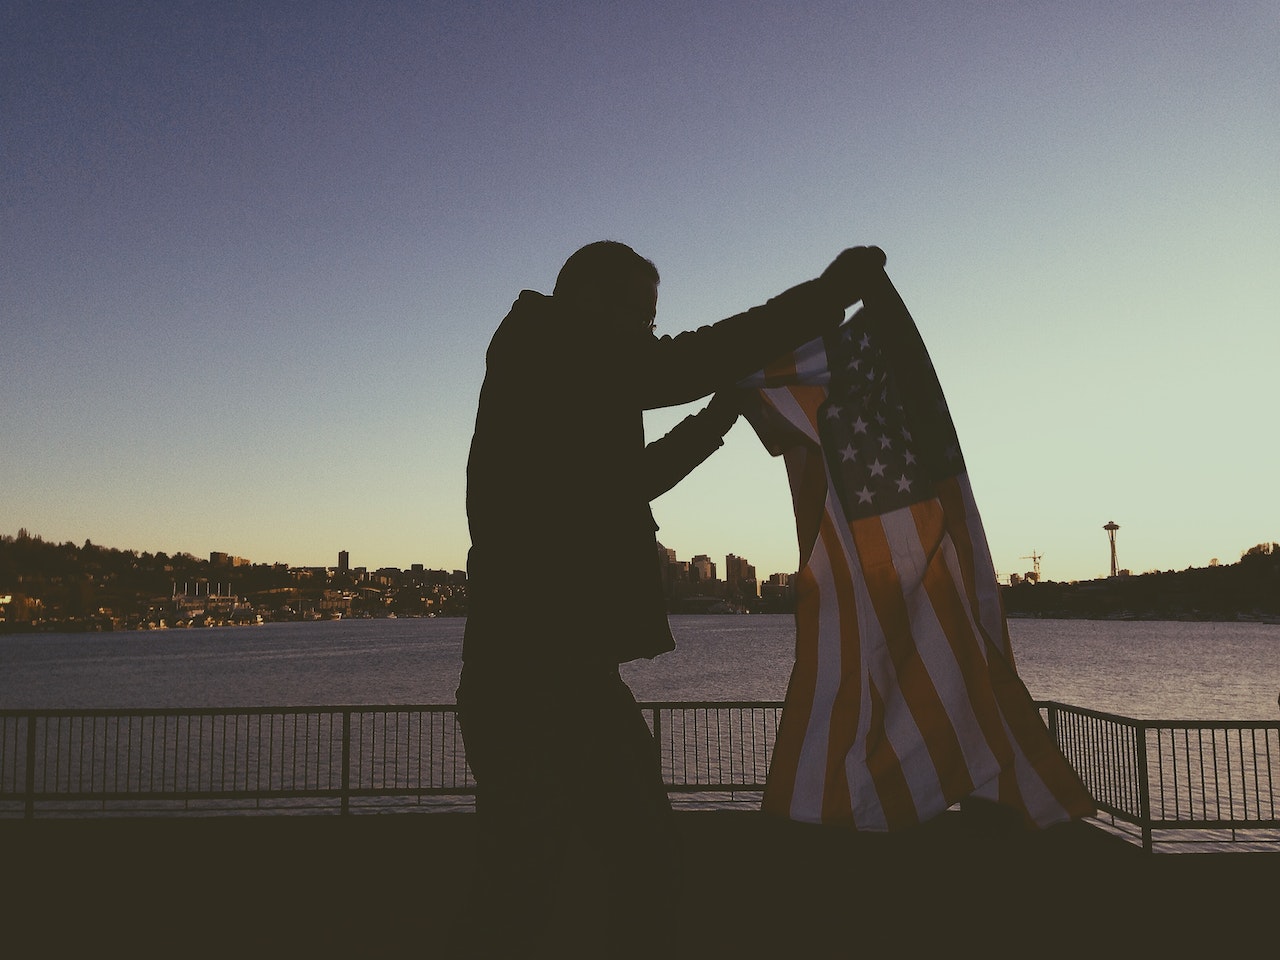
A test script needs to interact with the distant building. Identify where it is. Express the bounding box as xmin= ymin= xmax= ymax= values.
xmin=761 ymin=572 xmax=794 ymax=602
xmin=338 ymin=550 xmax=350 ymax=573
xmin=690 ymin=554 xmax=716 ymax=584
